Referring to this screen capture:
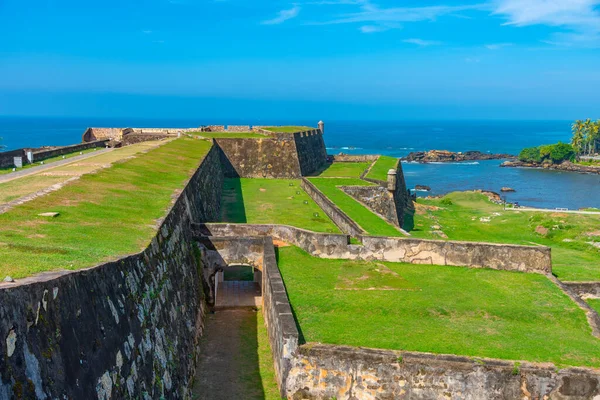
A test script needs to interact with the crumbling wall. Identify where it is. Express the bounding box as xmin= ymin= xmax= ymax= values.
xmin=286 ymin=344 xmax=600 ymax=399
xmin=0 ymin=143 xmax=224 ymax=399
